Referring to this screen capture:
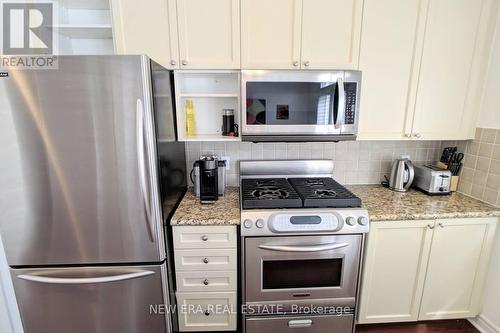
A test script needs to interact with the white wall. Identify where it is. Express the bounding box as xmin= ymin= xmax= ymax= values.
xmin=478 ymin=10 xmax=500 ymax=130
xmin=474 ymin=8 xmax=500 ymax=333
